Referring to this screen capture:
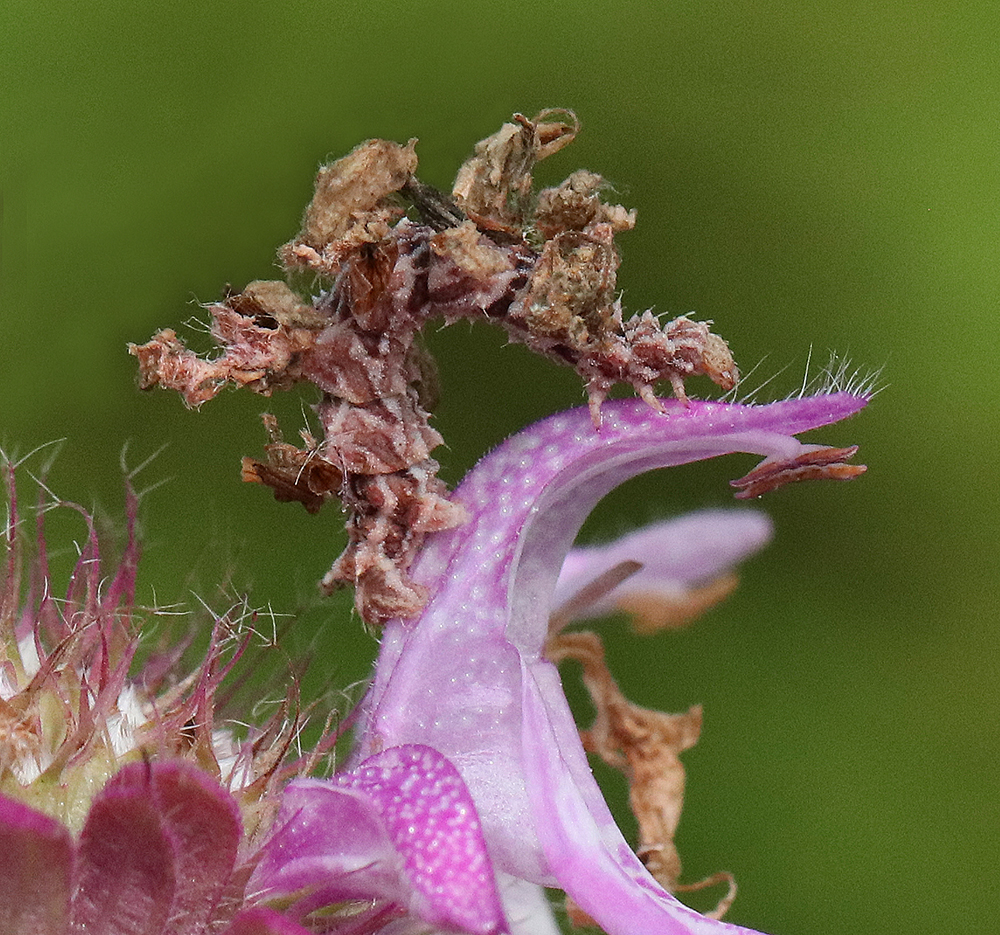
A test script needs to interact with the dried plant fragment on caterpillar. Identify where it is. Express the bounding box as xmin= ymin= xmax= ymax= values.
xmin=451 ymin=115 xmax=736 ymax=424
xmin=731 ymin=445 xmax=866 ymax=499
xmin=281 ymin=138 xmax=418 ymax=277
xmin=129 ymin=281 xmax=323 ymax=408
xmin=534 ymin=169 xmax=636 ymax=240
xmin=241 ymin=413 xmax=342 ymax=515
xmin=451 ymin=108 xmax=579 ymax=233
